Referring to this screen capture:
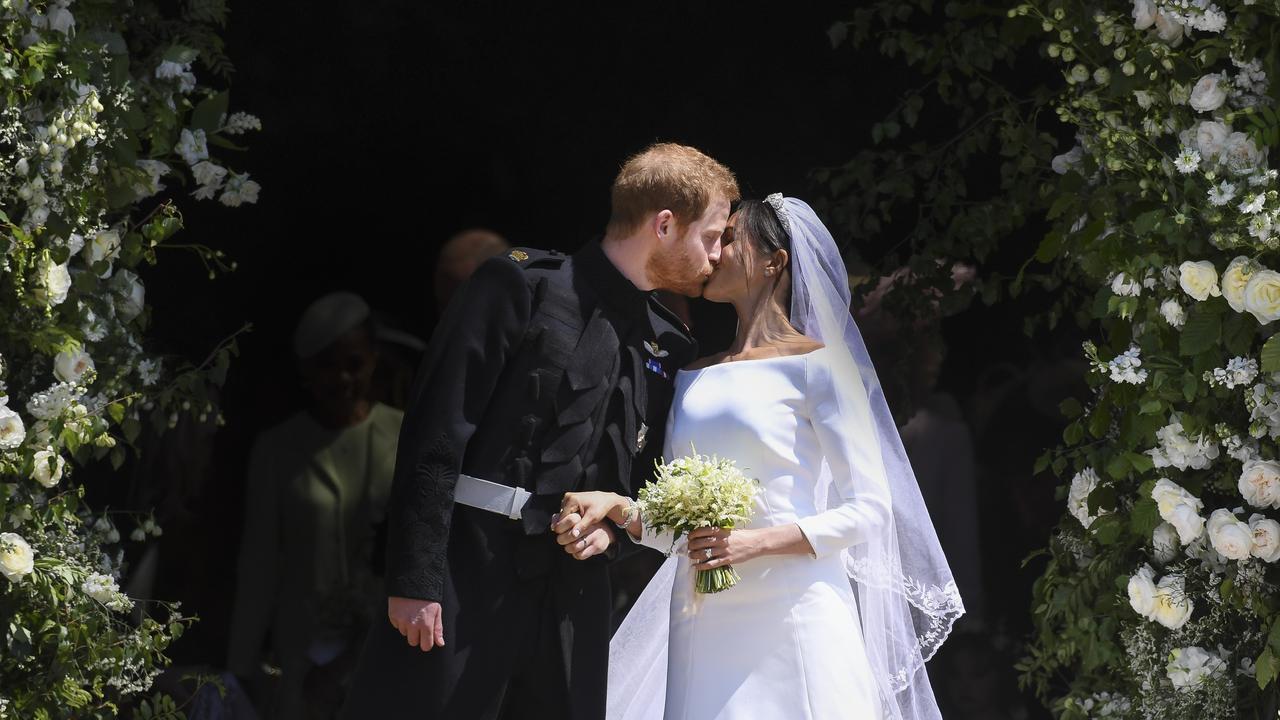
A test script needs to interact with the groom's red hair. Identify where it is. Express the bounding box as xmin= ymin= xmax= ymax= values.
xmin=607 ymin=143 xmax=739 ymax=236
